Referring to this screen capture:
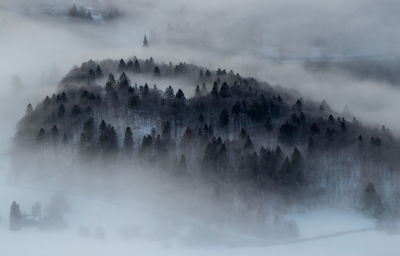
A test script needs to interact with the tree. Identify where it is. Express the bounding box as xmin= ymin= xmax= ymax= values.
xmin=37 ymin=128 xmax=46 ymax=142
xmin=124 ymin=127 xmax=134 ymax=155
xmin=211 ymin=82 xmax=219 ymax=99
xmin=165 ymin=86 xmax=174 ymax=100
xmin=198 ymin=113 xmax=205 ymax=123
xmin=290 ymin=148 xmax=304 ymax=186
xmin=219 ymin=82 xmax=230 ymax=98
xmin=118 ymin=72 xmax=130 ymax=90
xmin=265 ymin=116 xmax=273 ymax=131
xmin=176 ymin=89 xmax=185 ymax=100
xmin=278 ymin=122 xmax=298 ymax=145
xmin=363 ymin=183 xmax=383 ymax=218
xmin=134 ymin=59 xmax=141 ymax=73
xmin=88 ymin=69 xmax=95 ymax=80
xmin=154 ymin=66 xmax=160 ymax=76
xmin=219 ymin=109 xmax=229 ymax=128
xmin=57 ymin=104 xmax=65 ymax=118
xmin=162 ymin=121 xmax=171 ymax=142
xmin=98 ymin=122 xmax=118 ymax=156
xmin=194 ymin=85 xmax=201 ymax=97
xmin=118 ymin=59 xmax=126 ymax=71
xmin=71 ymin=105 xmax=81 ymax=117
xmin=96 ymin=65 xmax=103 ymax=77
xmin=80 ymin=117 xmax=95 ymax=154
xmin=127 ymin=59 xmax=133 ymax=70
xmin=9 ymin=201 xmax=21 ymax=230
xmin=26 ymin=103 xmax=33 ymax=114
xmin=107 ymin=73 xmax=116 ymax=85
xmin=231 ymin=101 xmax=241 ymax=116
xmin=295 ymin=98 xmax=303 ymax=111
xmin=310 ymin=122 xmax=320 ymax=135
xmin=141 ymin=135 xmax=153 ymax=152
xmin=51 ymin=125 xmax=58 ymax=142
xmin=69 ymin=4 xmax=78 ymax=17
